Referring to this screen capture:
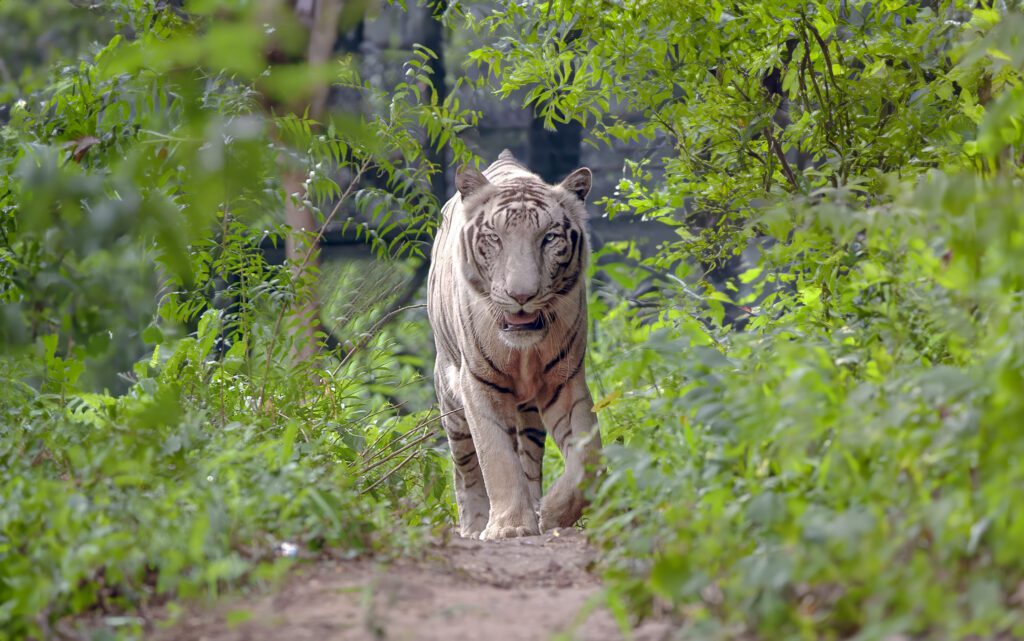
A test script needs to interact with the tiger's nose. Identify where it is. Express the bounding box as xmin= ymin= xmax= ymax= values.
xmin=507 ymin=289 xmax=536 ymax=305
